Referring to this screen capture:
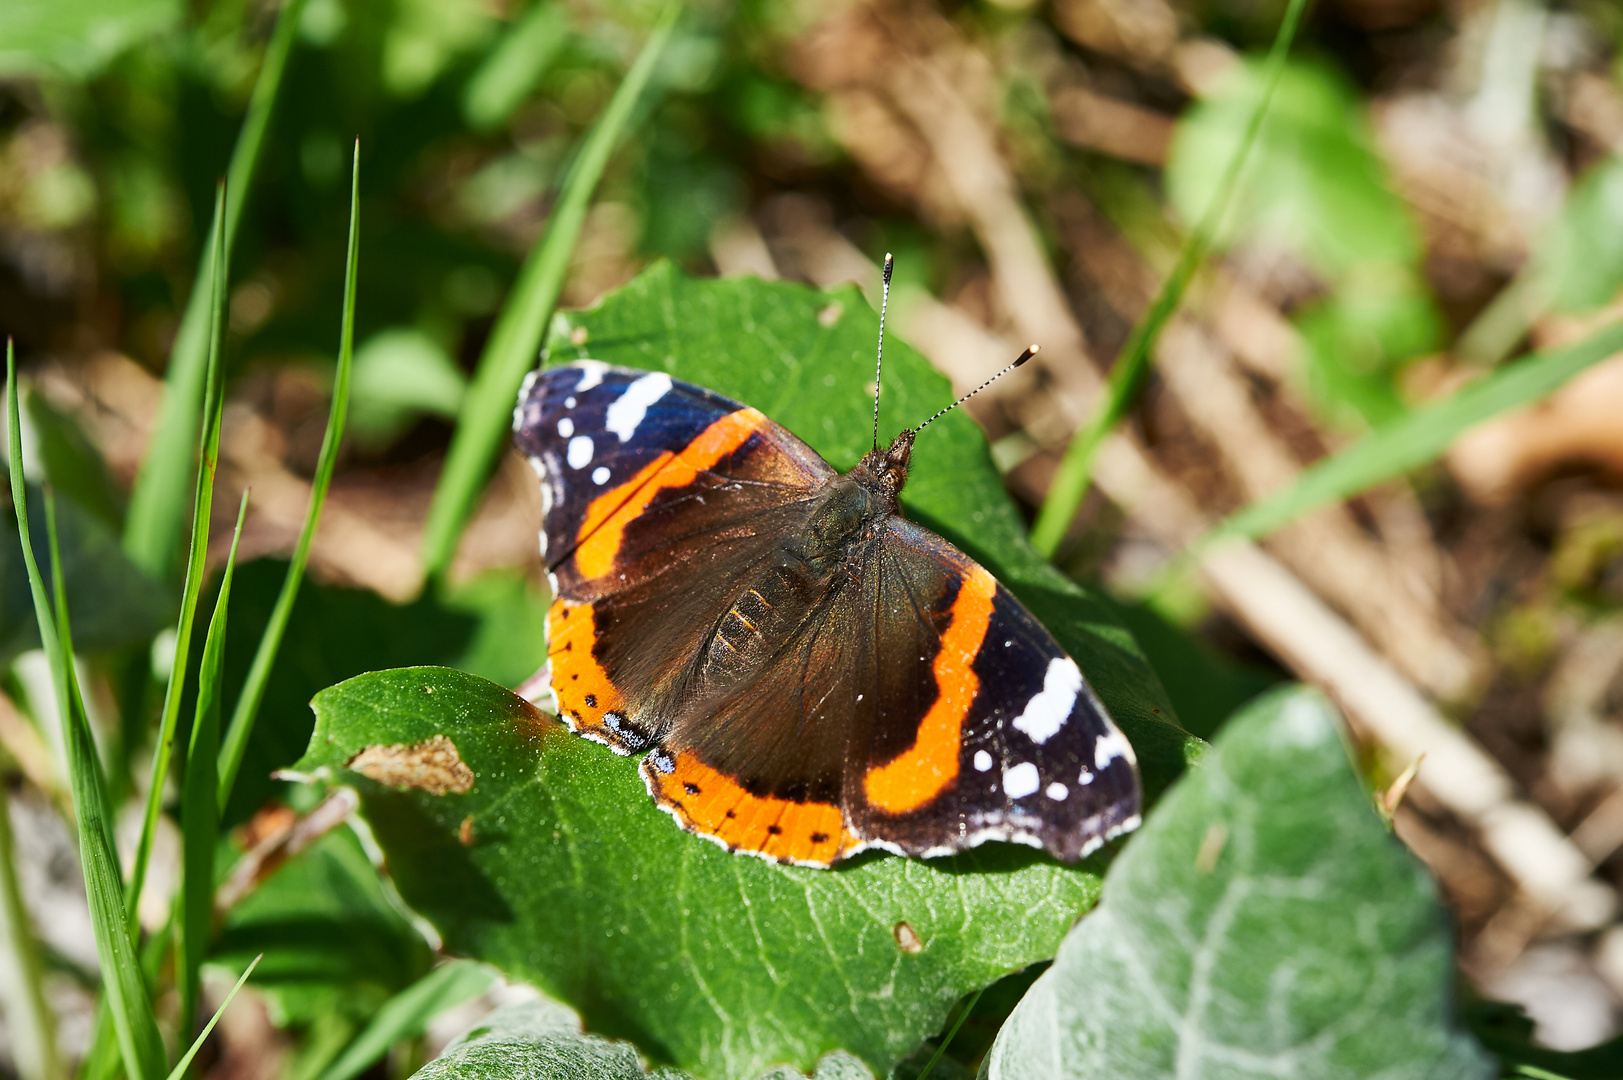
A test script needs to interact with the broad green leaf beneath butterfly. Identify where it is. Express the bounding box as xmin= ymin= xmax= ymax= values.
xmin=296 ymin=667 xmax=1101 ymax=1080
xmin=296 ymin=265 xmax=1198 ymax=1078
xmin=985 ymin=686 xmax=1492 ymax=1080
